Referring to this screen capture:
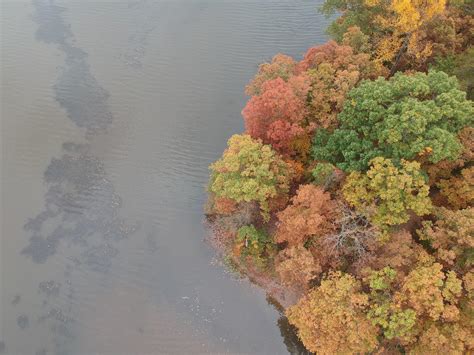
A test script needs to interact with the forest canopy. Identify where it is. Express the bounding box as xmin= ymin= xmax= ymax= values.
xmin=206 ymin=0 xmax=473 ymax=353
